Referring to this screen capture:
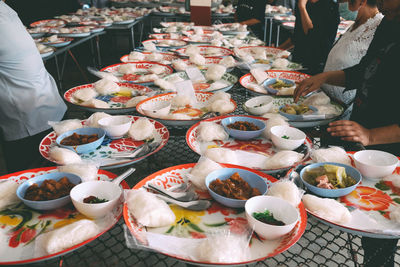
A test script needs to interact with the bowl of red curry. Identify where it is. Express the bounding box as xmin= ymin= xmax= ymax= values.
xmin=56 ymin=127 xmax=106 ymax=154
